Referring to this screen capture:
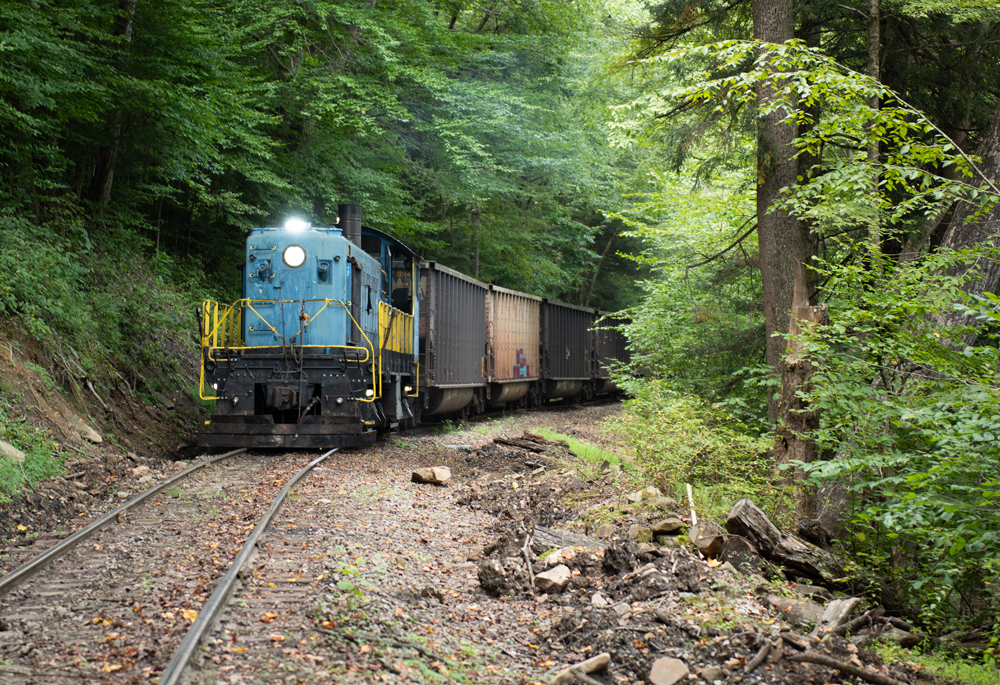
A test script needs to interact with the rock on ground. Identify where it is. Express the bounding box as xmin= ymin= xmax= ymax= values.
xmin=411 ymin=466 xmax=451 ymax=484
xmin=649 ymin=657 xmax=689 ymax=685
xmin=1 ymin=440 xmax=25 ymax=463
xmin=651 ymin=517 xmax=685 ymax=534
xmin=71 ymin=418 xmax=103 ymax=443
xmin=535 ymin=564 xmax=571 ymax=593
